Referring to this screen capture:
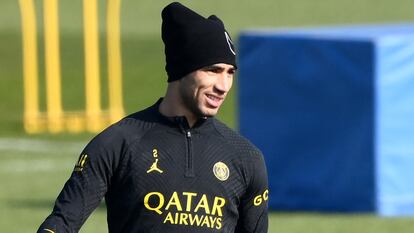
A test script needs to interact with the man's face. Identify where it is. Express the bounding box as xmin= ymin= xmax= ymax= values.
xmin=179 ymin=63 xmax=236 ymax=118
